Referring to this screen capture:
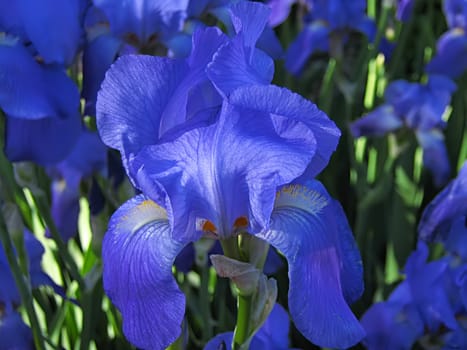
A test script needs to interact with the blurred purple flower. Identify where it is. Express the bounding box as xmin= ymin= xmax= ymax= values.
xmin=361 ymin=284 xmax=424 ymax=350
xmin=47 ymin=130 xmax=107 ymax=241
xmin=285 ymin=0 xmax=375 ymax=74
xmin=0 ymin=311 xmax=34 ymax=350
xmin=444 ymin=0 xmax=467 ymax=30
xmin=351 ymin=76 xmax=457 ymax=186
xmin=362 ymin=242 xmax=465 ymax=349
